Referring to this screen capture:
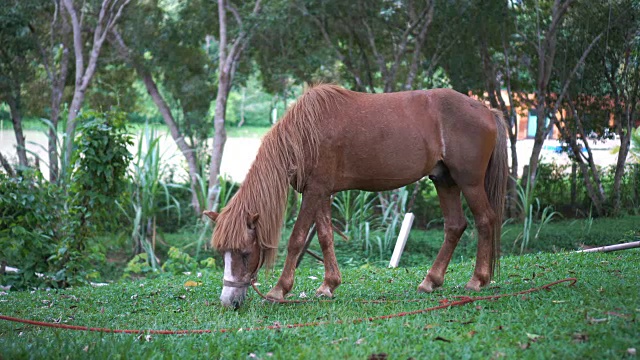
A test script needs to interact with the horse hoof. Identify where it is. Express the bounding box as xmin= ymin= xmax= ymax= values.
xmin=266 ymin=287 xmax=285 ymax=302
xmin=464 ymin=279 xmax=482 ymax=292
xmin=315 ymin=284 xmax=334 ymax=298
xmin=417 ymin=280 xmax=436 ymax=293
